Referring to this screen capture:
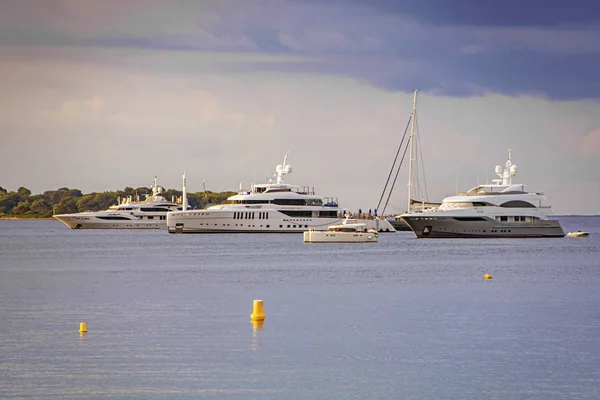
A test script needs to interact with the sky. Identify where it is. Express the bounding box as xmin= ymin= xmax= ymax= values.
xmin=1 ymin=0 xmax=599 ymax=215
